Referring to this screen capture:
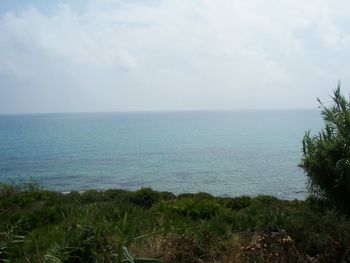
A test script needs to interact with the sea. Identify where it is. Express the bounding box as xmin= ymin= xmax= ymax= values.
xmin=0 ymin=110 xmax=323 ymax=199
